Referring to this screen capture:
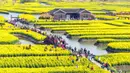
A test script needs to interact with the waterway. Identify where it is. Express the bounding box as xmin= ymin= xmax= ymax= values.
xmin=0 ymin=12 xmax=40 ymax=20
xmin=19 ymin=39 xmax=34 ymax=45
xmin=0 ymin=12 xmax=108 ymax=56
